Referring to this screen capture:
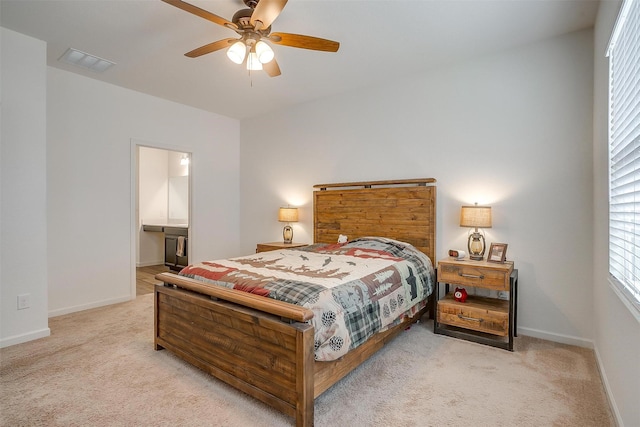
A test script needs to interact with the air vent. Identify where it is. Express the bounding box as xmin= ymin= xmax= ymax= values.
xmin=58 ymin=48 xmax=115 ymax=73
